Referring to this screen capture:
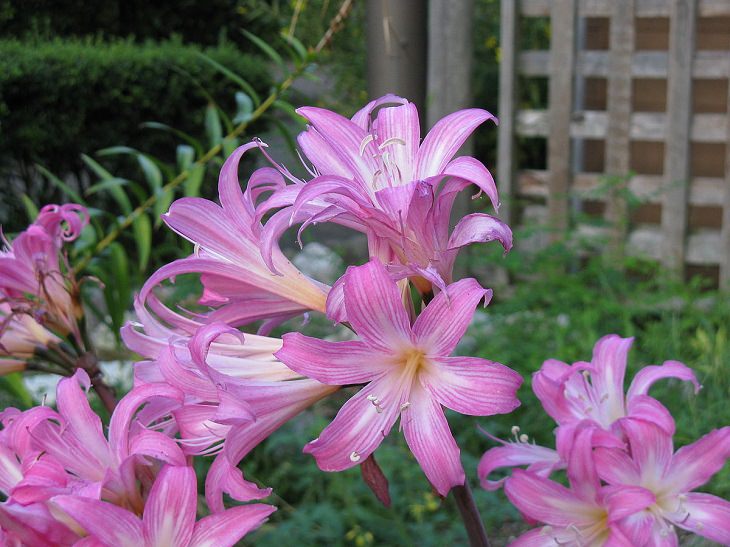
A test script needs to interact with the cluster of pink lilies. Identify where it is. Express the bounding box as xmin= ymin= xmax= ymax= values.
xmin=1 ymin=96 xmax=728 ymax=546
